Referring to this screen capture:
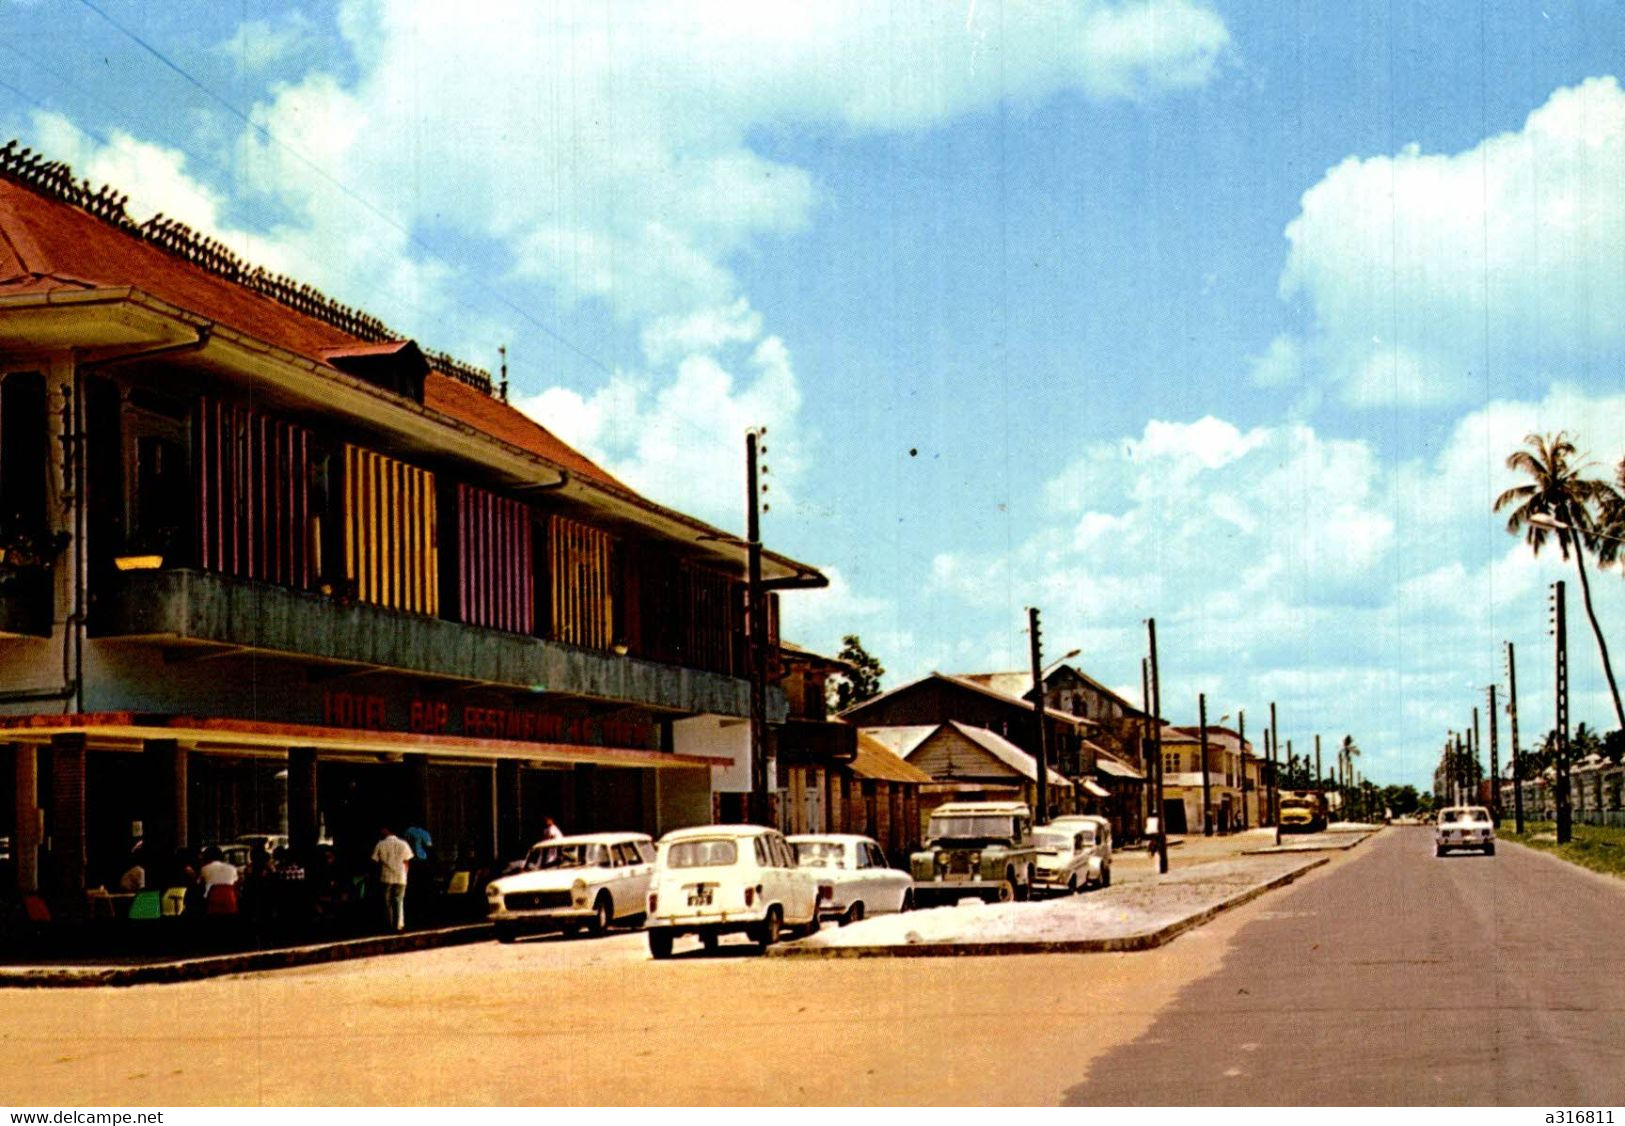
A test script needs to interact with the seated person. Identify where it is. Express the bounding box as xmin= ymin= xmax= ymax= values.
xmin=199 ymin=846 xmax=238 ymax=891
